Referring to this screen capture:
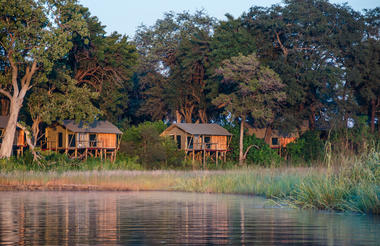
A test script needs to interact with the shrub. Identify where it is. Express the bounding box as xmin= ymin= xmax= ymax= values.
xmin=120 ymin=121 xmax=184 ymax=169
xmin=287 ymin=130 xmax=324 ymax=163
xmin=224 ymin=124 xmax=281 ymax=166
